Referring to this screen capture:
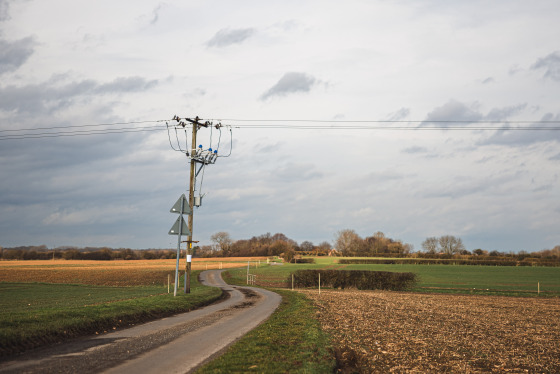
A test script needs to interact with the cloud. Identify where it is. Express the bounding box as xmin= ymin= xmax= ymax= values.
xmin=421 ymin=100 xmax=528 ymax=127
xmin=479 ymin=113 xmax=560 ymax=146
xmin=402 ymin=146 xmax=428 ymax=154
xmin=0 ymin=37 xmax=36 ymax=74
xmin=150 ymin=3 xmax=165 ymax=25
xmin=0 ymin=76 xmax=158 ymax=115
xmin=387 ymin=107 xmax=410 ymax=121
xmin=0 ymin=0 xmax=10 ymax=21
xmin=420 ymin=100 xmax=483 ymax=127
xmin=206 ymin=28 xmax=256 ymax=48
xmin=94 ymin=76 xmax=158 ymax=94
xmin=260 ymin=72 xmax=318 ymax=100
xmin=484 ymin=103 xmax=527 ymax=121
xmin=273 ymin=162 xmax=323 ymax=181
xmin=531 ymin=51 xmax=560 ymax=81
xmin=482 ymin=77 xmax=494 ymax=84
xmin=421 ymin=100 xmax=483 ymax=126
